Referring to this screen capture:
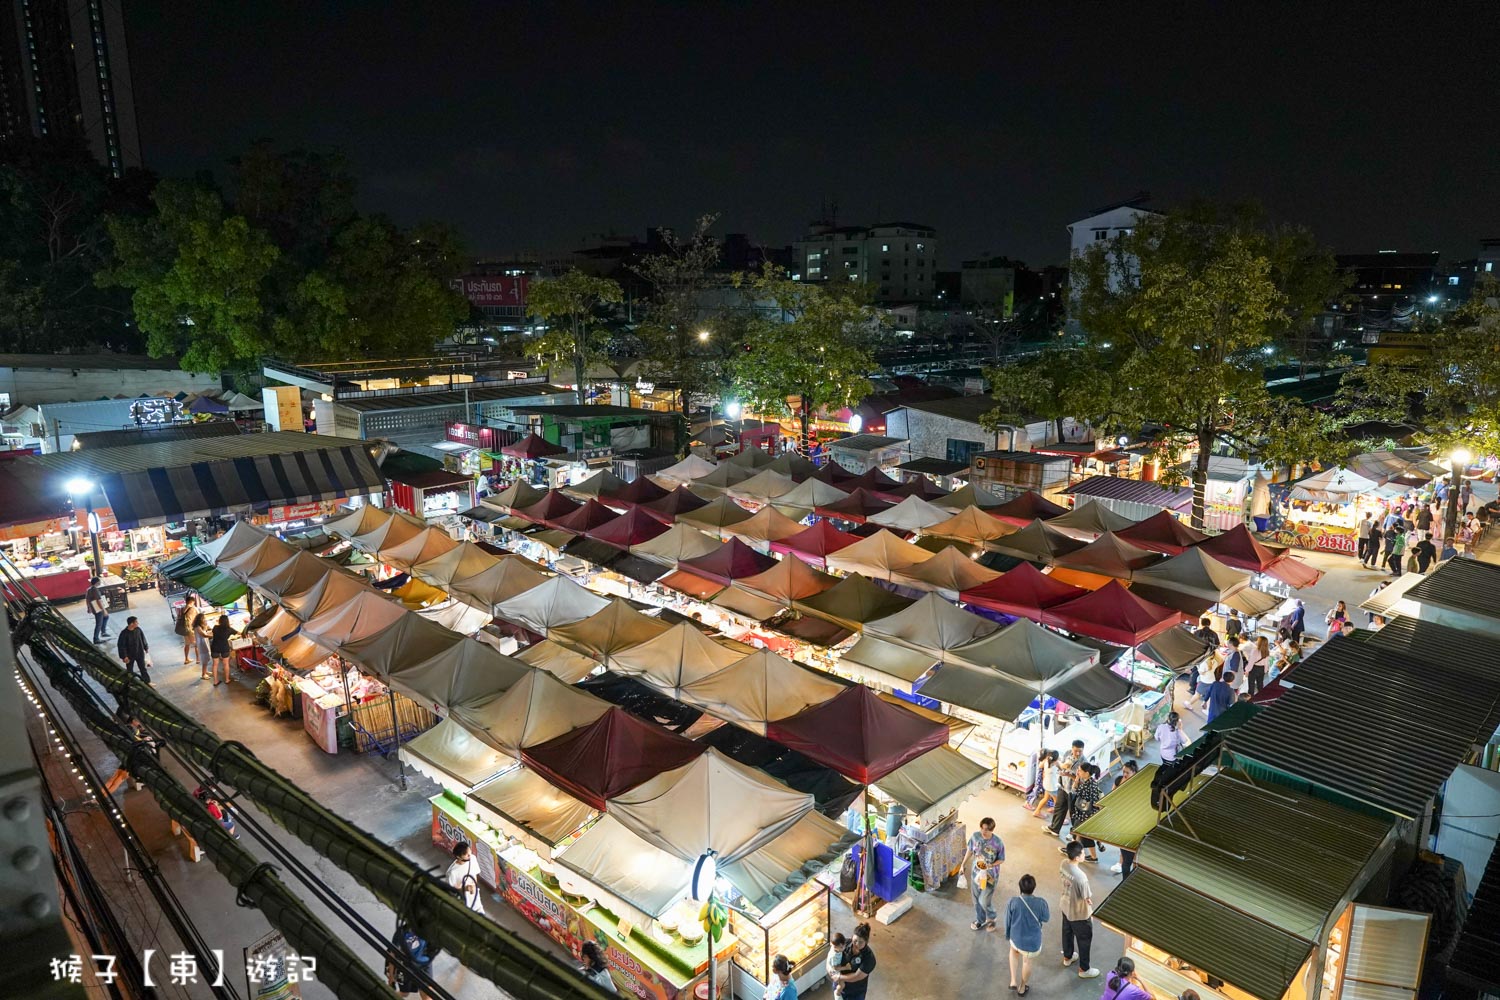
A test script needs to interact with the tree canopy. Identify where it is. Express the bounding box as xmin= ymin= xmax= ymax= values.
xmin=524 ymin=269 xmax=624 ymax=399
xmin=730 ymin=267 xmax=880 ymax=451
xmin=985 ymin=205 xmax=1349 ymax=526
